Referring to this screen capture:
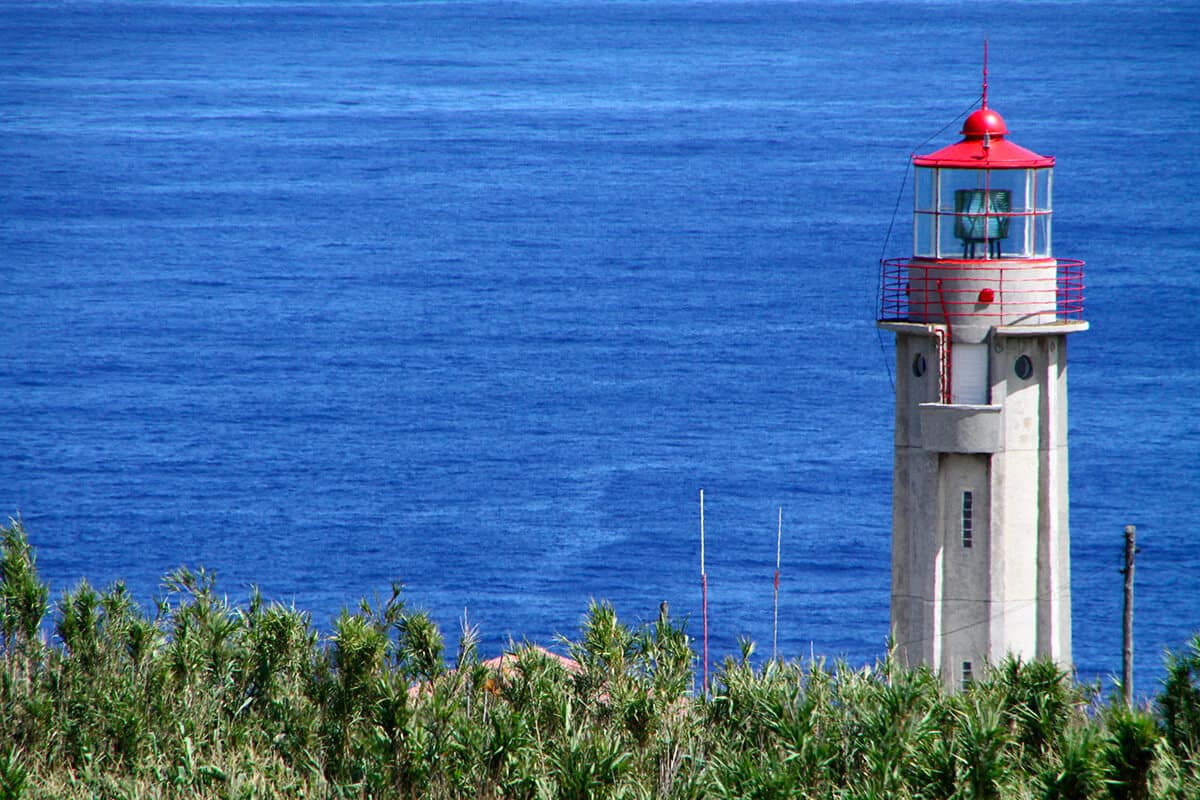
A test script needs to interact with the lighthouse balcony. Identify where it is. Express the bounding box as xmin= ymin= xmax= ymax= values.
xmin=878 ymin=258 xmax=1084 ymax=326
